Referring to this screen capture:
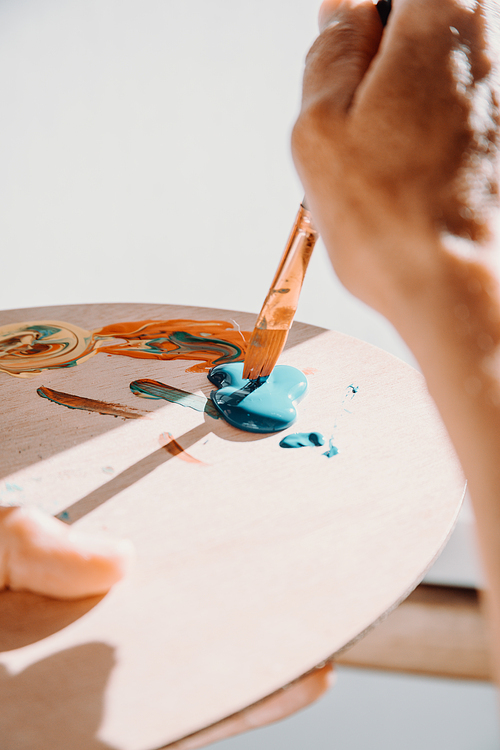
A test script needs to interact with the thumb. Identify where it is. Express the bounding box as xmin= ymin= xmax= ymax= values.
xmin=300 ymin=0 xmax=383 ymax=117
